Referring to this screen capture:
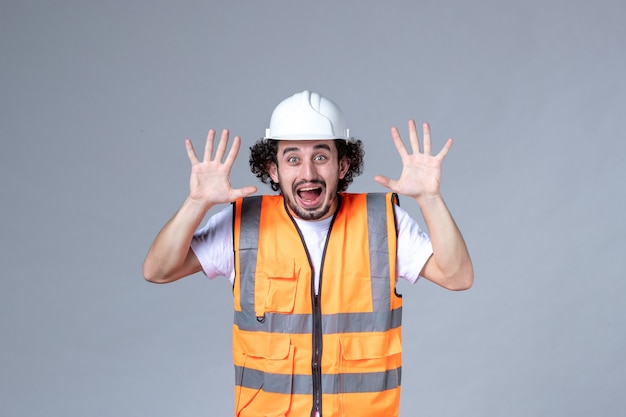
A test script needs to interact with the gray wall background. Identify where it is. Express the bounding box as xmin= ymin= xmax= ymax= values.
xmin=1 ymin=1 xmax=624 ymax=416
